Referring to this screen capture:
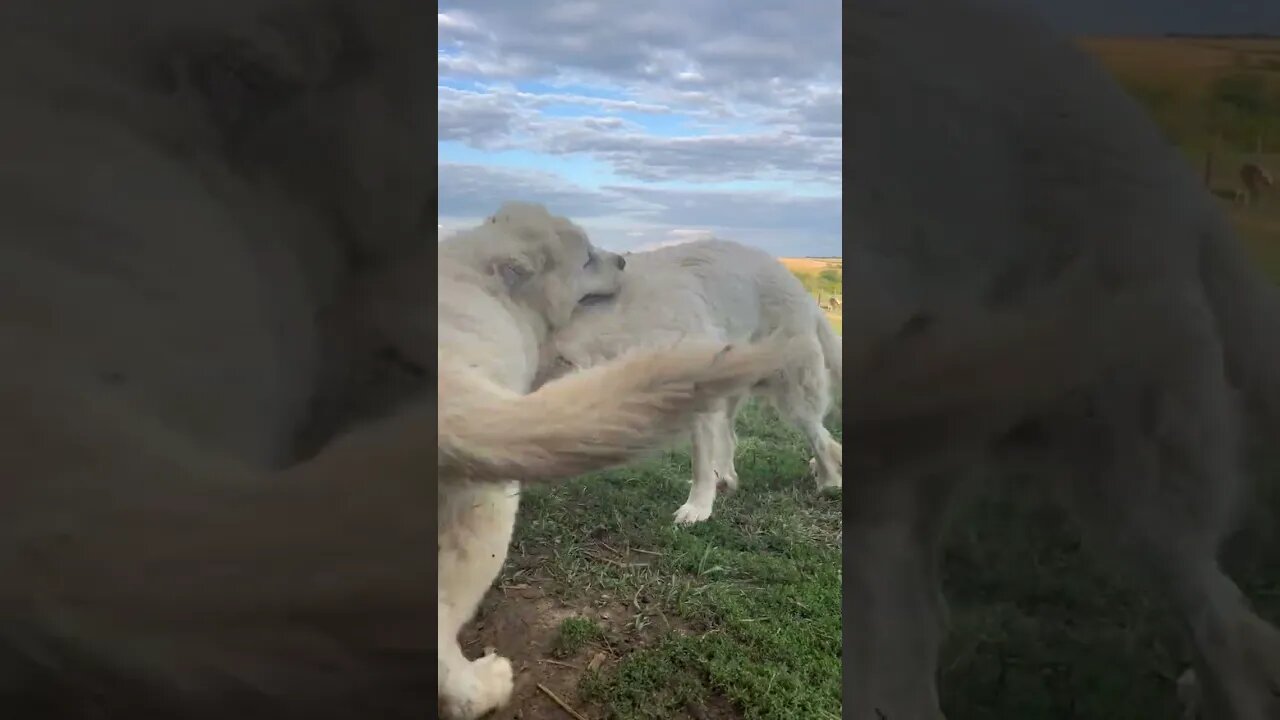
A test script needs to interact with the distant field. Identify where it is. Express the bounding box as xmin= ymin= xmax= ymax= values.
xmin=778 ymin=257 xmax=842 ymax=274
xmin=778 ymin=257 xmax=842 ymax=334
